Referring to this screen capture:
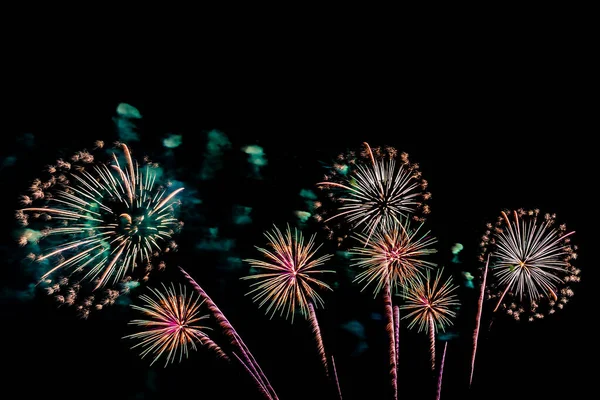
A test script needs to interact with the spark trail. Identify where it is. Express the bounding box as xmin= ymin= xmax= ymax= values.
xmin=470 ymin=254 xmax=489 ymax=387
xmin=180 ymin=267 xmax=278 ymax=400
